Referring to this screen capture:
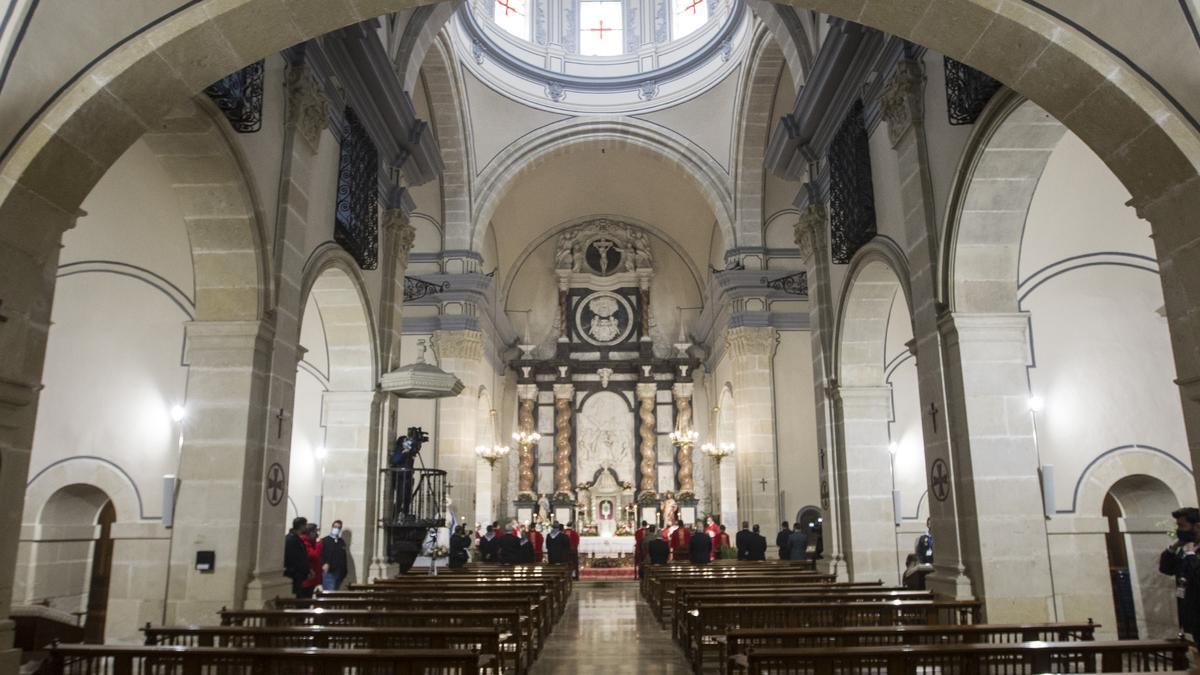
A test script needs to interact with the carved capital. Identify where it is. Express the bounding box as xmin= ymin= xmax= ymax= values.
xmin=382 ymin=209 xmax=416 ymax=269
xmin=286 ymin=63 xmax=328 ymax=154
xmin=516 ymin=383 xmax=539 ymax=401
xmin=636 ymin=382 xmax=658 ymax=400
xmin=725 ymin=326 xmax=780 ymax=360
xmin=671 ymin=382 xmax=694 ymax=400
xmin=553 ymin=383 xmax=575 ymax=400
xmin=880 ymin=60 xmax=925 ymax=148
xmin=795 ymin=203 xmax=827 ymax=264
xmin=431 ymin=330 xmax=484 ymax=362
